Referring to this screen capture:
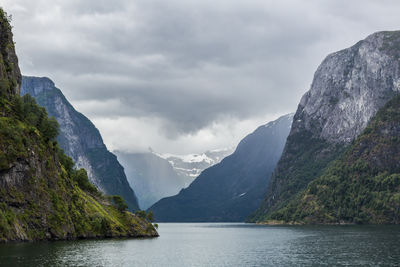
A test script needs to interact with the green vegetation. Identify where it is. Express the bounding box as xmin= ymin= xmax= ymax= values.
xmin=249 ymin=127 xmax=346 ymax=222
xmin=72 ymin=168 xmax=99 ymax=194
xmin=0 ymin=8 xmax=157 ymax=241
xmin=0 ymin=8 xmax=18 ymax=98
xmin=265 ymin=94 xmax=400 ymax=224
xmin=111 ymin=195 xmax=128 ymax=212
xmin=134 ymin=210 xmax=158 ymax=229
xmin=0 ymin=92 xmax=158 ymax=240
